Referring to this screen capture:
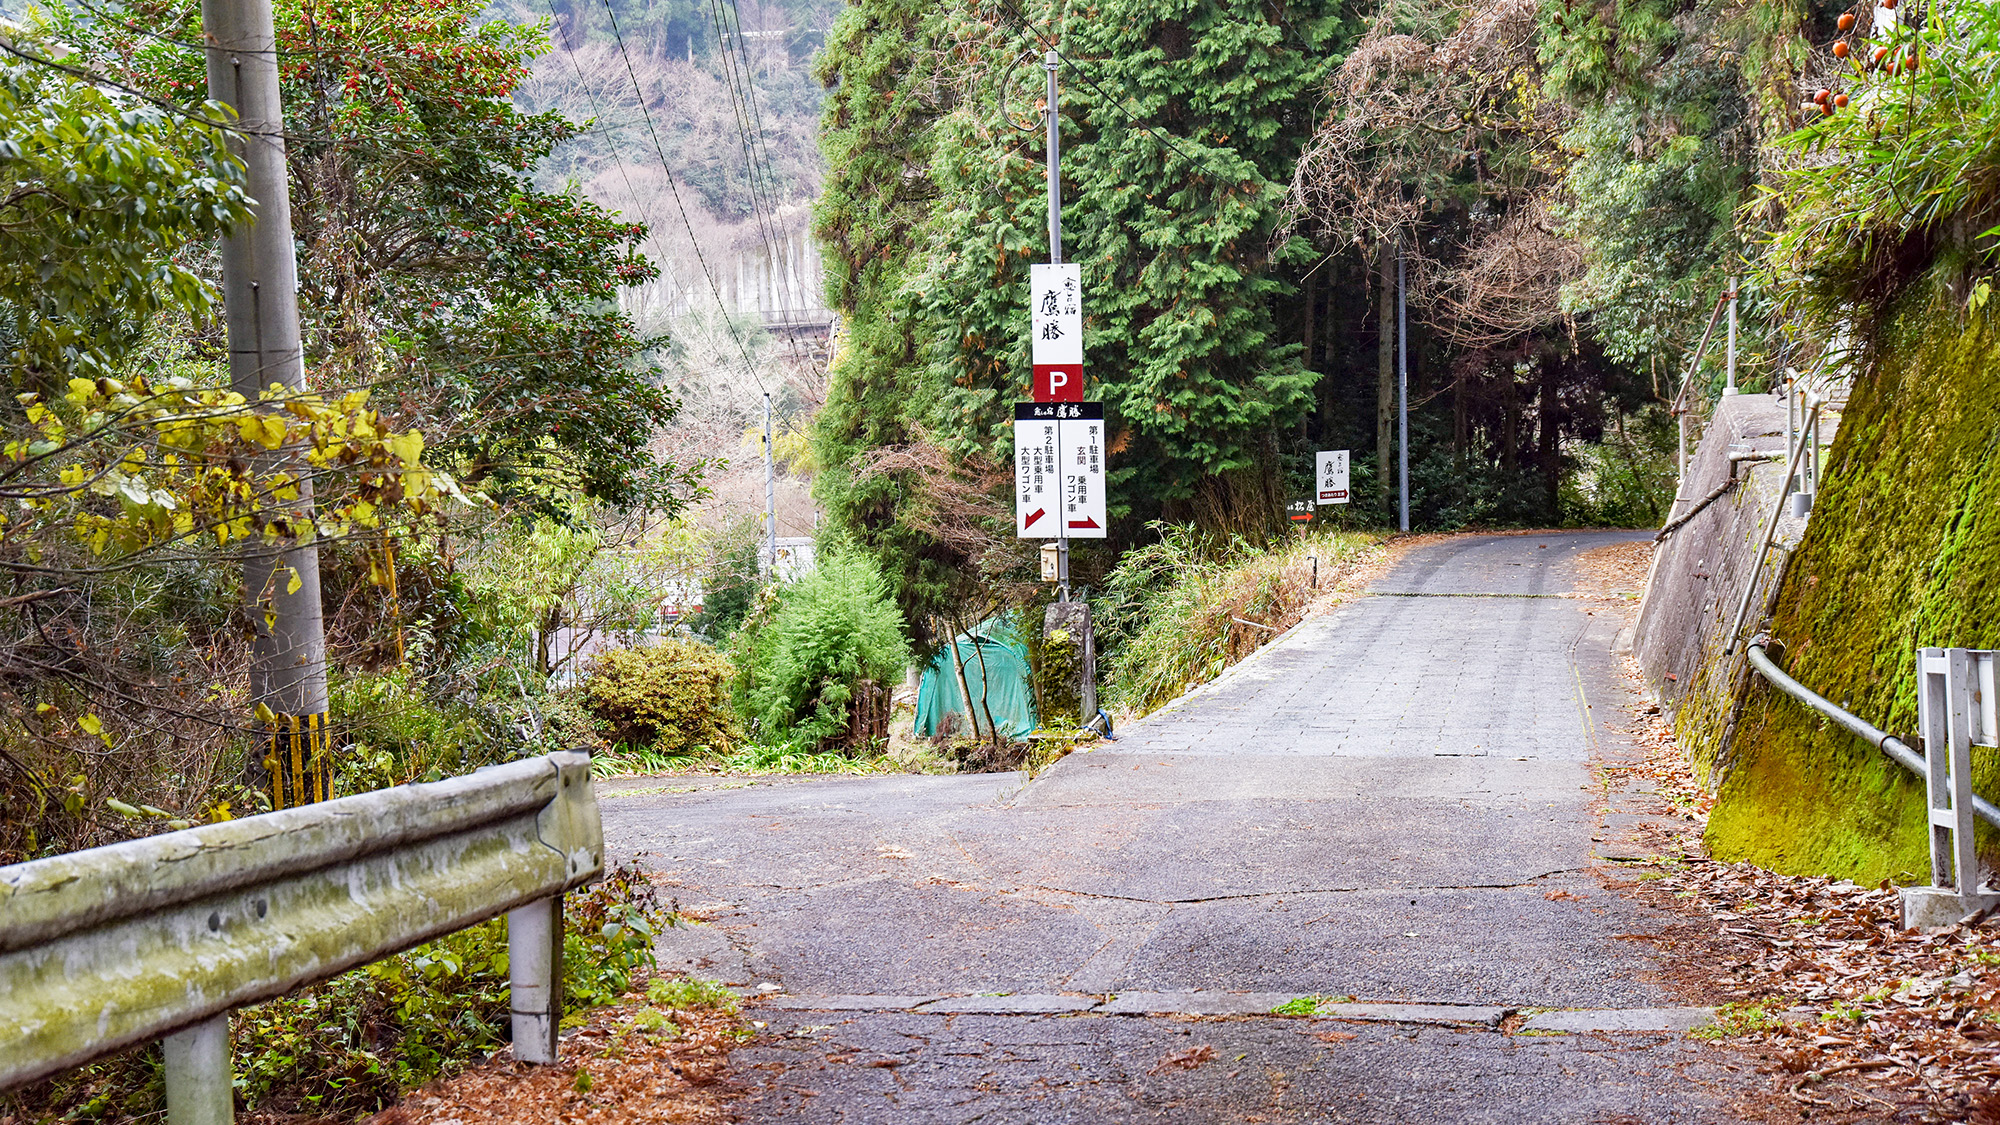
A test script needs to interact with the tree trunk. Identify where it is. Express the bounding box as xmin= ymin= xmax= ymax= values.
xmin=970 ymin=637 xmax=1003 ymax=749
xmin=1376 ymin=244 xmax=1395 ymax=506
xmin=1452 ymin=372 xmax=1467 ymax=472
xmin=944 ymin=621 xmax=983 ymax=742
xmin=1540 ymin=358 xmax=1561 ymax=522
